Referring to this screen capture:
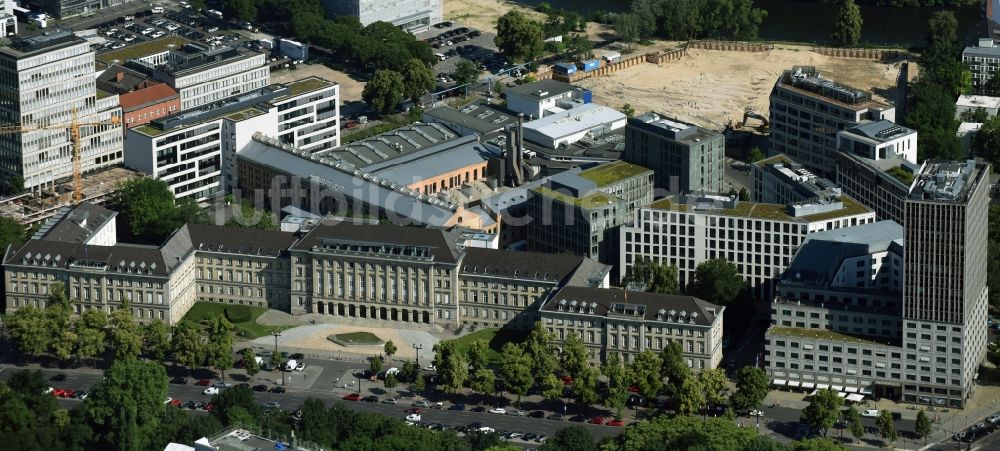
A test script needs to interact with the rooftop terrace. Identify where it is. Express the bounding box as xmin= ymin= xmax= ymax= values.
xmin=577 ymin=160 xmax=649 ymax=187
xmin=769 ymin=326 xmax=887 ymax=346
xmin=273 ymin=77 xmax=334 ymax=102
xmin=534 ymin=185 xmax=616 ymax=210
xmin=649 ymin=195 xmax=869 ymax=222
